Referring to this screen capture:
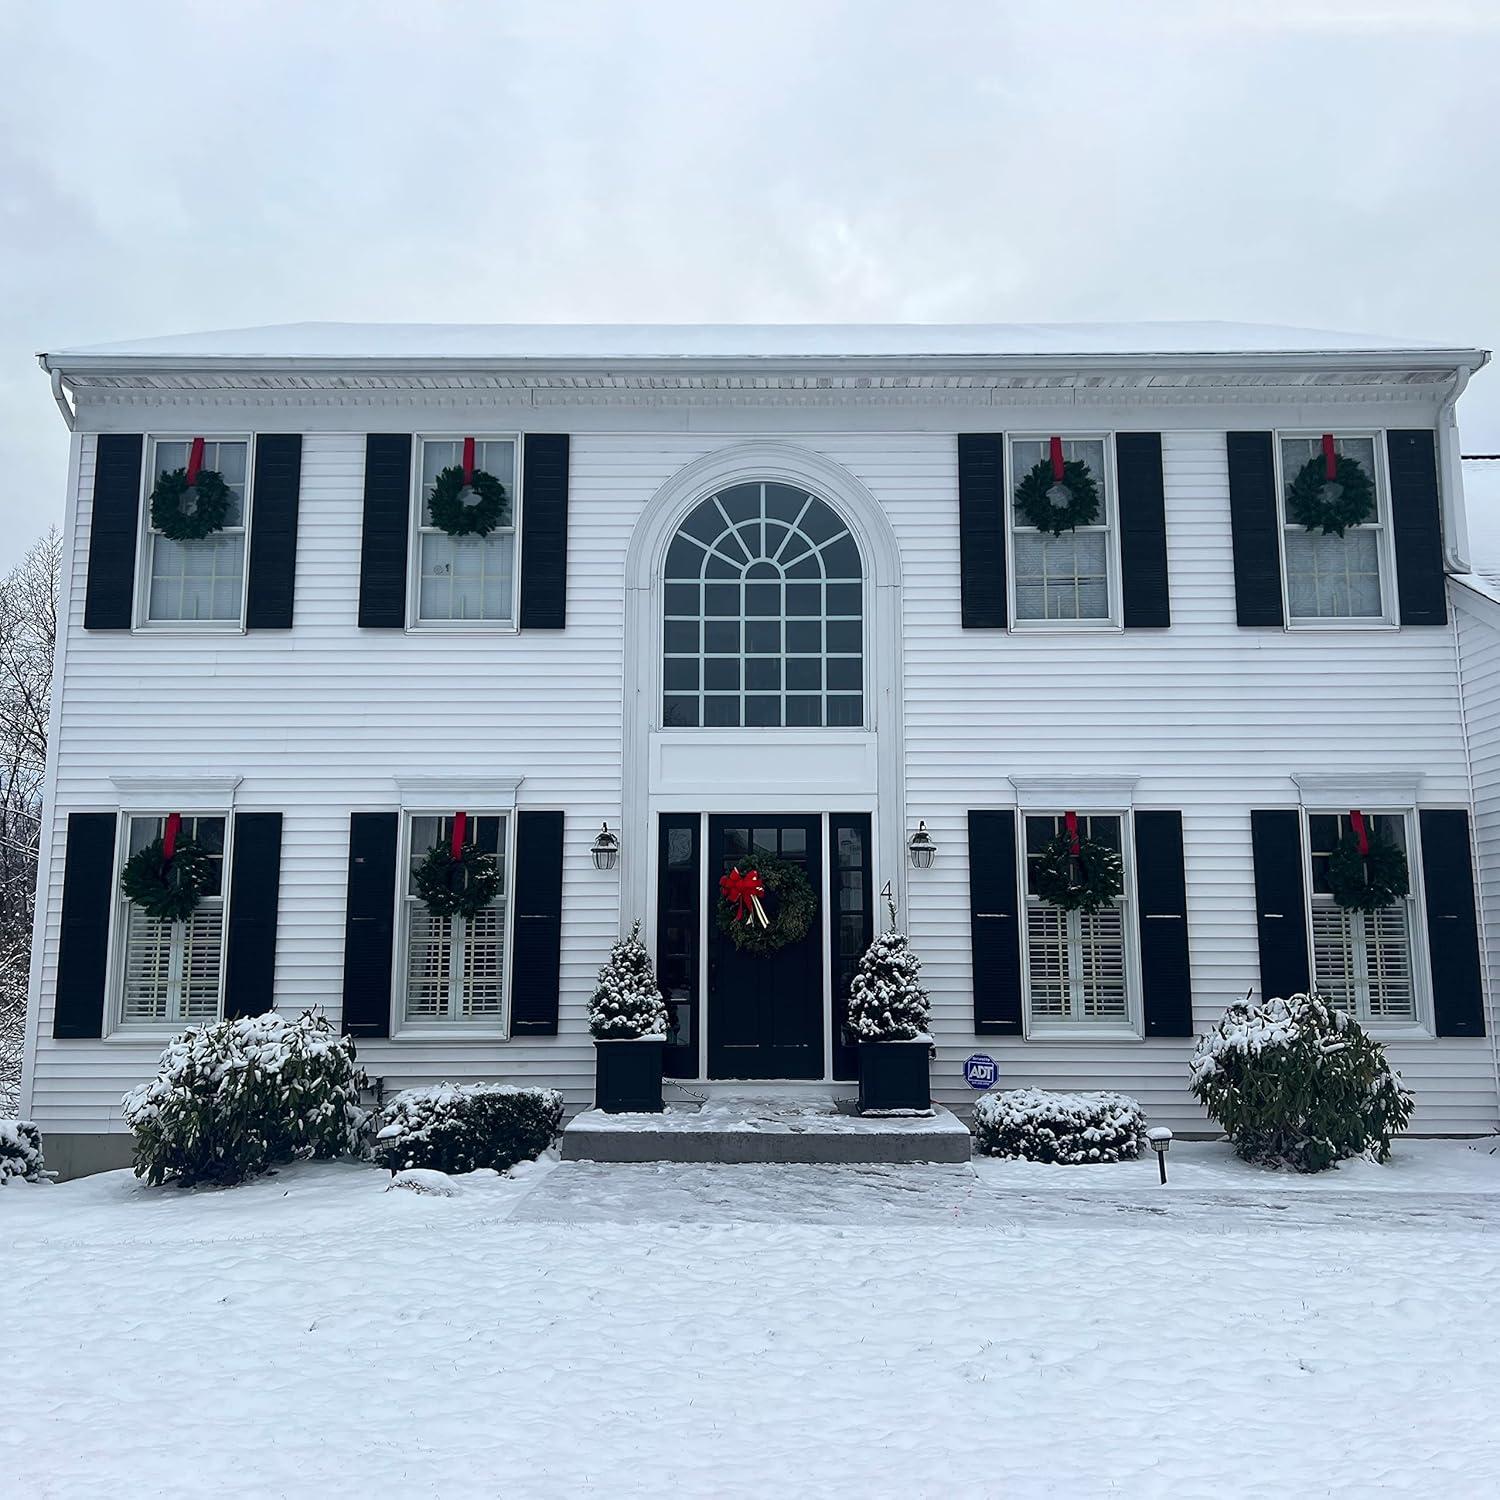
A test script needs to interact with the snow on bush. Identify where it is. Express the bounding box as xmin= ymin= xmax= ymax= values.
xmin=372 ymin=1083 xmax=563 ymax=1175
xmin=121 ymin=1011 xmax=369 ymax=1188
xmin=972 ymin=1089 xmax=1146 ymax=1164
xmin=1190 ymin=991 xmax=1413 ymax=1173
xmin=845 ymin=928 xmax=930 ymax=1041
xmin=587 ymin=920 xmax=669 ymax=1040
xmin=0 ymin=1119 xmax=47 ymax=1183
